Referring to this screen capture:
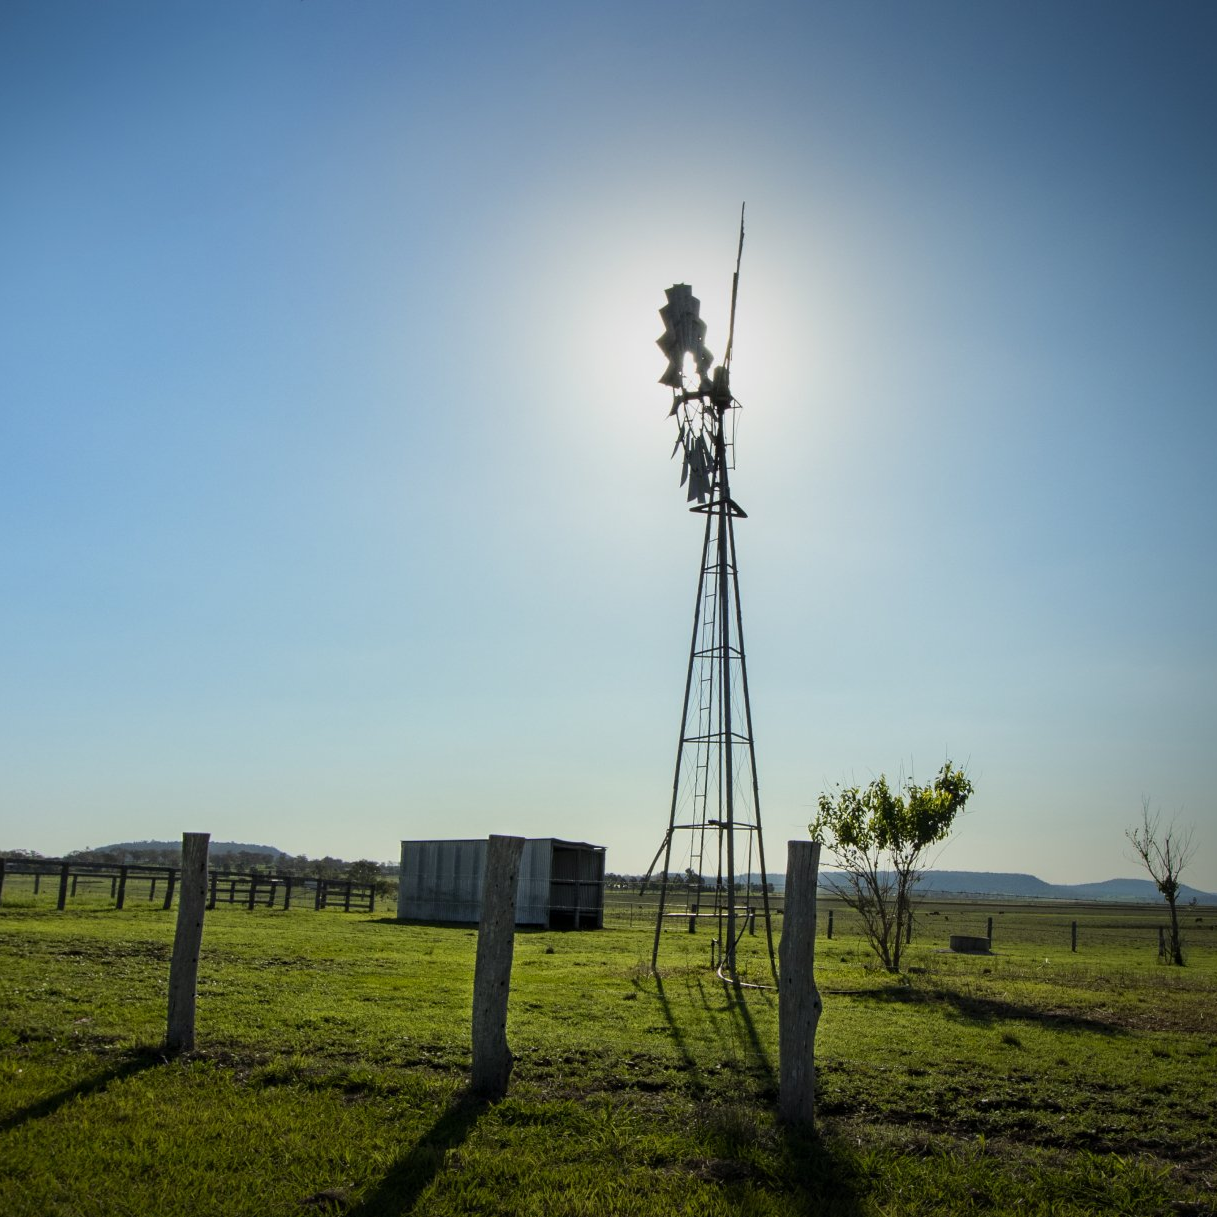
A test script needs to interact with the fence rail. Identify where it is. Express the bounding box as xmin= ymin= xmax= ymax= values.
xmin=0 ymin=858 xmax=375 ymax=915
